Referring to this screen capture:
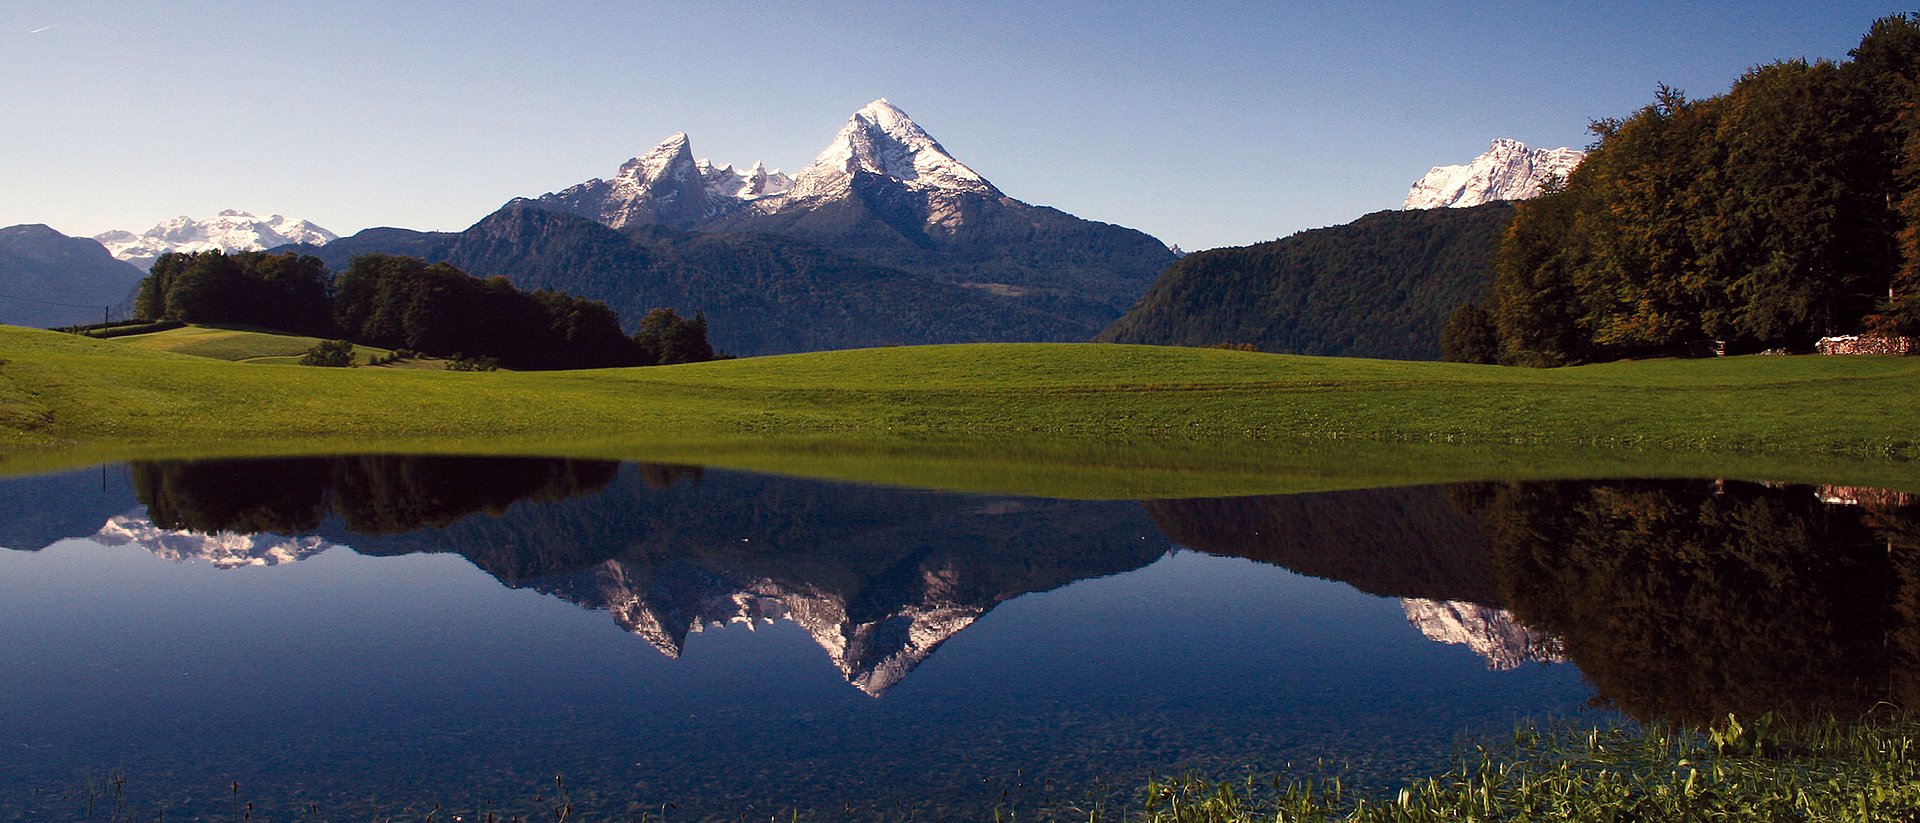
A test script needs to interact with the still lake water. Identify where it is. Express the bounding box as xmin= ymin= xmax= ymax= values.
xmin=0 ymin=457 xmax=1913 ymax=820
